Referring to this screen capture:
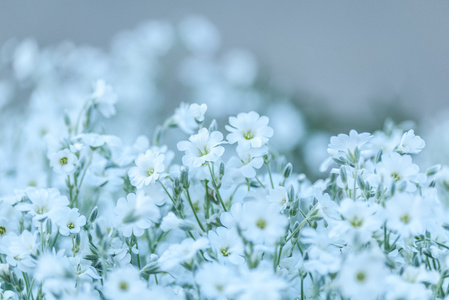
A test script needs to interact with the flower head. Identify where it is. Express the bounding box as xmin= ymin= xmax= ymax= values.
xmin=226 ymin=111 xmax=273 ymax=148
xmin=128 ymin=149 xmax=165 ymax=189
xmin=177 ymin=128 xmax=224 ymax=168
